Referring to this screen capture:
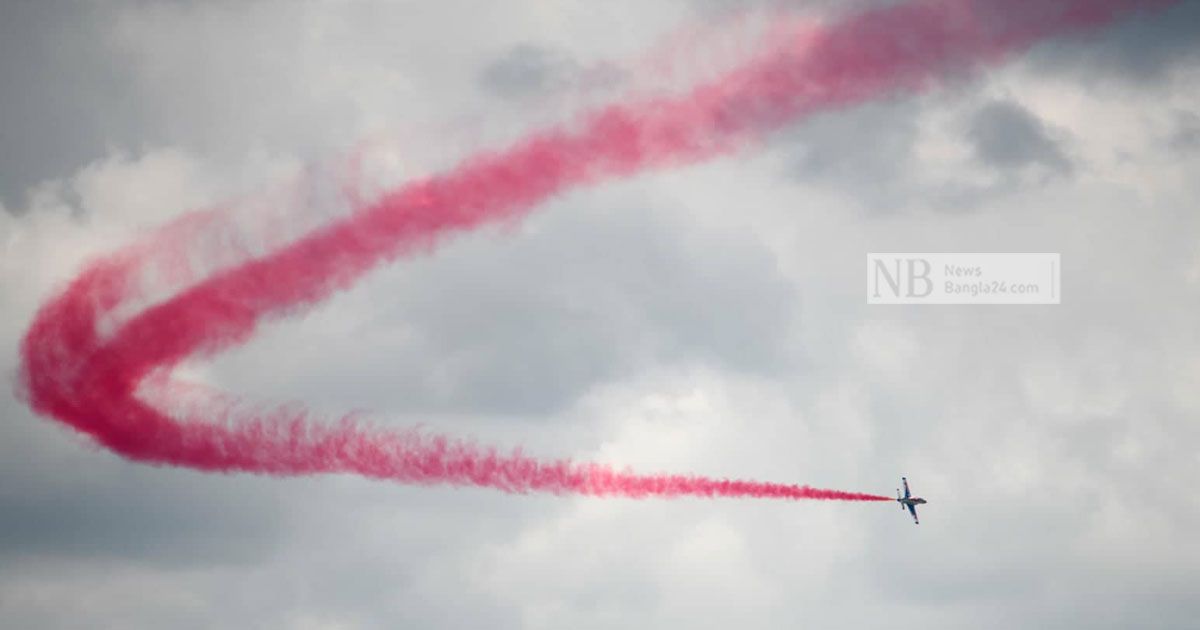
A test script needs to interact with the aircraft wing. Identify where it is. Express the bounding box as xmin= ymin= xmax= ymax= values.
xmin=907 ymin=503 xmax=919 ymax=525
xmin=902 ymin=477 xmax=912 ymax=499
